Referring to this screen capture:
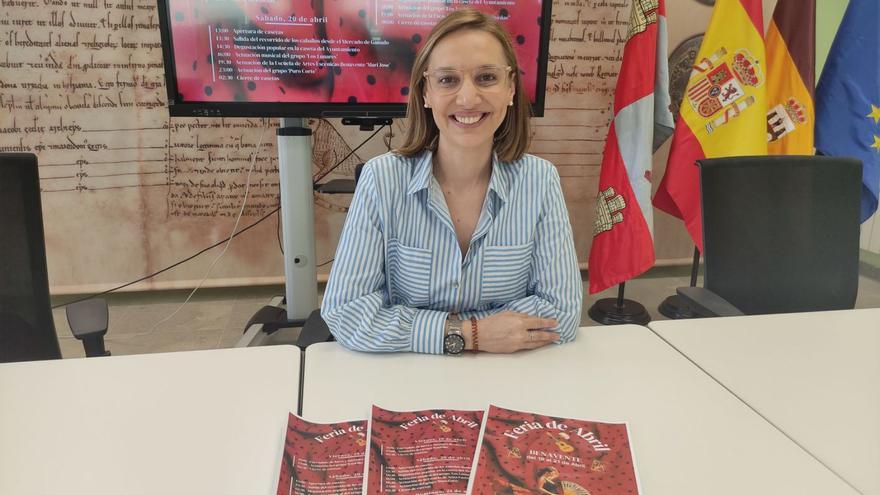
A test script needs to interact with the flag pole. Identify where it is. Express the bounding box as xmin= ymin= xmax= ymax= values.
xmin=587 ymin=281 xmax=651 ymax=325
xmin=657 ymin=246 xmax=700 ymax=319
